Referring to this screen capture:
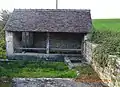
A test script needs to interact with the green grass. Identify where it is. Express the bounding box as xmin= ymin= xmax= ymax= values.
xmin=93 ymin=19 xmax=120 ymax=32
xmin=0 ymin=61 xmax=76 ymax=78
xmin=75 ymin=65 xmax=101 ymax=82
xmin=75 ymin=65 xmax=97 ymax=76
xmin=91 ymin=19 xmax=120 ymax=68
xmin=0 ymin=61 xmax=101 ymax=83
